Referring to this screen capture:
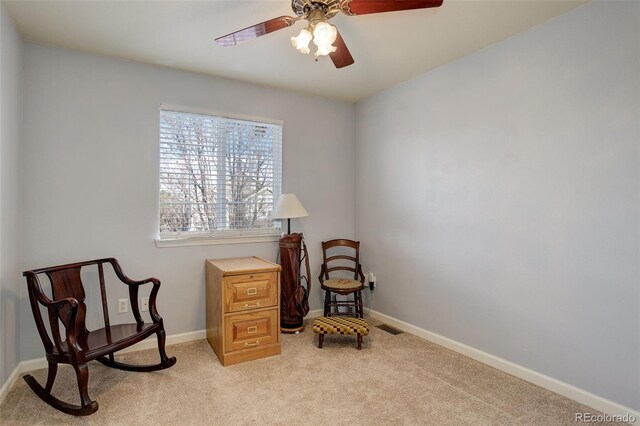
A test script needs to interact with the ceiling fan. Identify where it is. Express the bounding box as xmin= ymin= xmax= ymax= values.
xmin=215 ymin=0 xmax=444 ymax=69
